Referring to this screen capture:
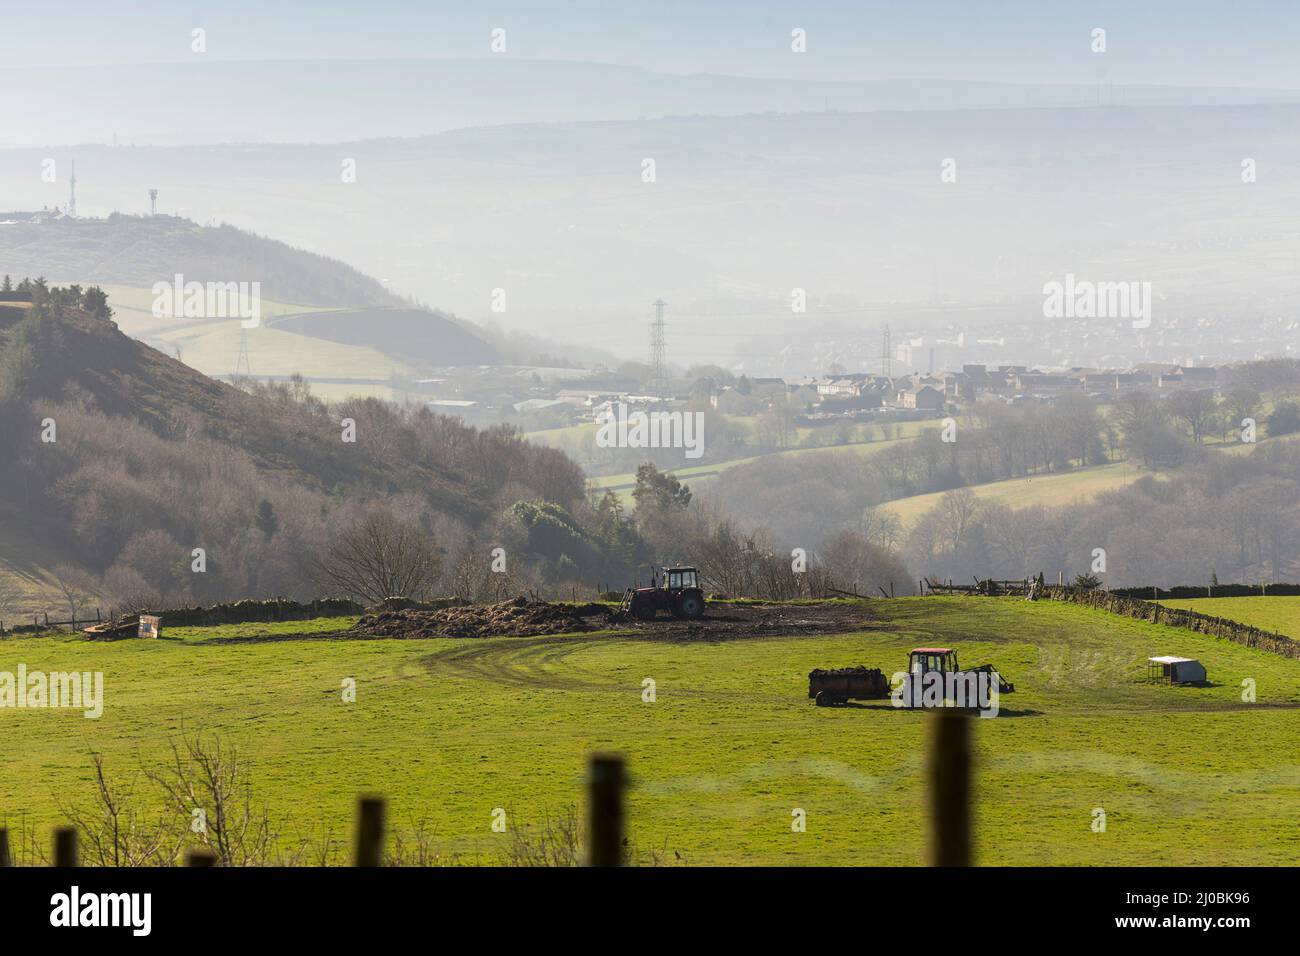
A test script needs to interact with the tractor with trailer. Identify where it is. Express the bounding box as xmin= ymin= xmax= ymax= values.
xmin=620 ymin=566 xmax=706 ymax=620
xmin=808 ymin=647 xmax=1014 ymax=708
